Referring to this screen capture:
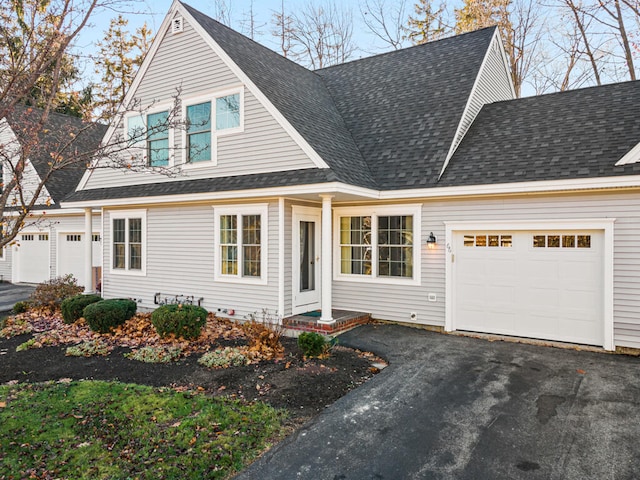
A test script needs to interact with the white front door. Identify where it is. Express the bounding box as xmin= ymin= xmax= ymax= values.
xmin=292 ymin=207 xmax=321 ymax=314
